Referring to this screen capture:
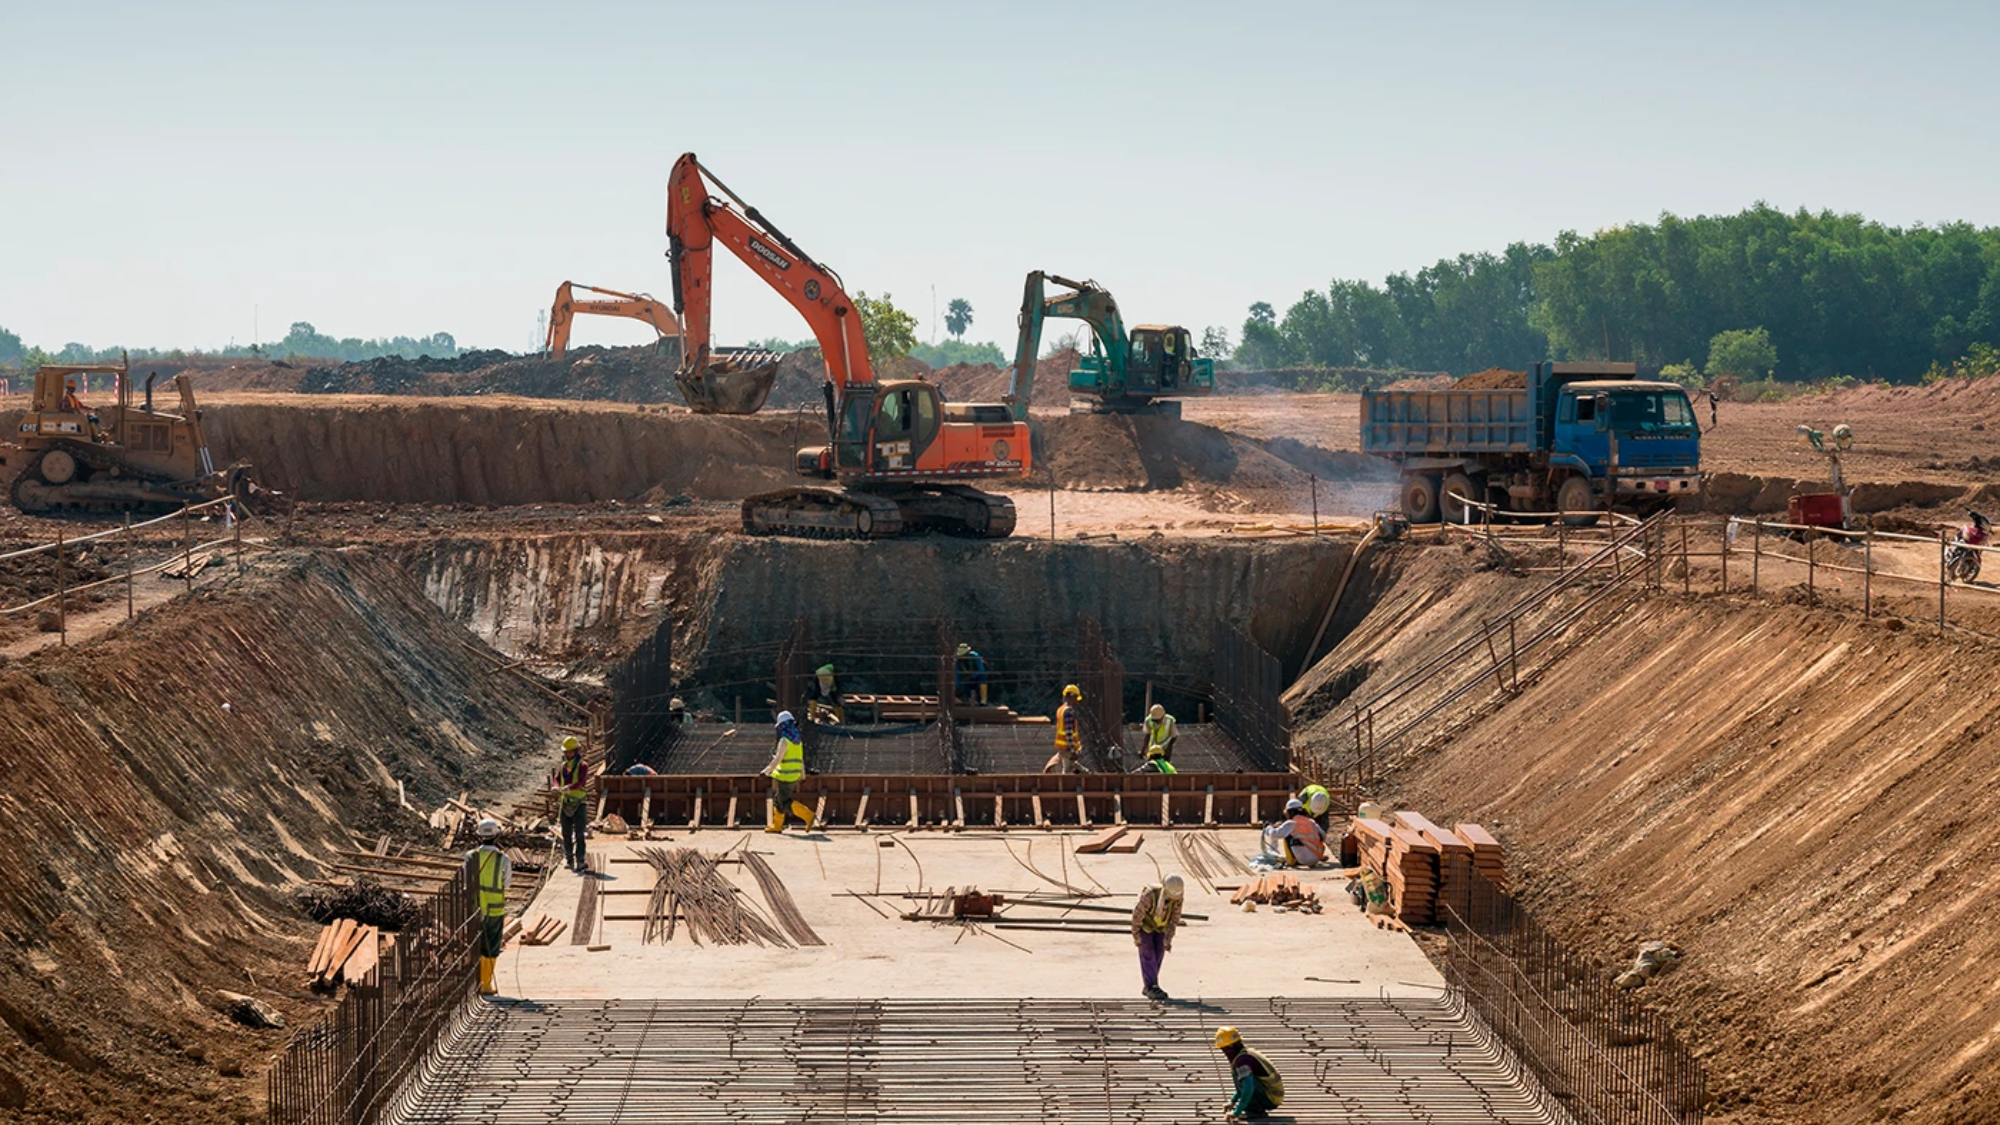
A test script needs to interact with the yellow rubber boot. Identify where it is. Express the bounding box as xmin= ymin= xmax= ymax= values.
xmin=478 ymin=956 xmax=498 ymax=996
xmin=766 ymin=807 xmax=787 ymax=833
xmin=790 ymin=801 xmax=815 ymax=832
